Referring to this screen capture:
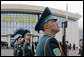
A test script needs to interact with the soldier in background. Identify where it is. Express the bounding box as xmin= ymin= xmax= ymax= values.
xmin=17 ymin=36 xmax=23 ymax=56
xmin=73 ymin=43 xmax=75 ymax=50
xmin=69 ymin=43 xmax=71 ymax=49
xmin=13 ymin=38 xmax=18 ymax=56
xmin=22 ymin=29 xmax=34 ymax=56
xmin=13 ymin=28 xmax=26 ymax=56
